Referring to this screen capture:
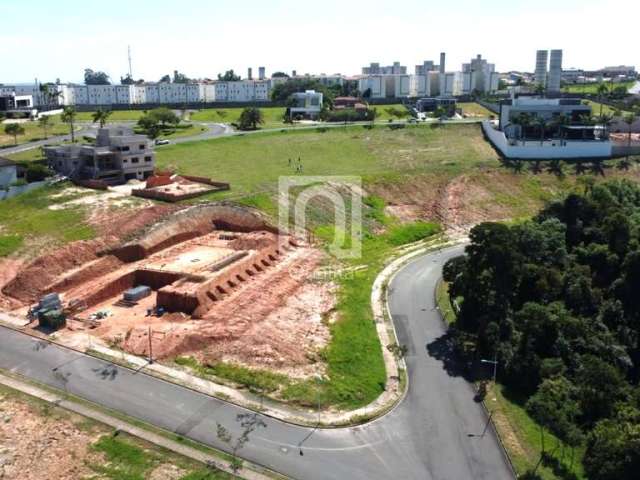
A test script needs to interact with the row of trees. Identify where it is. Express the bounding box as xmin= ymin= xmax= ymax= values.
xmin=443 ymin=180 xmax=640 ymax=479
xmin=136 ymin=107 xmax=181 ymax=139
